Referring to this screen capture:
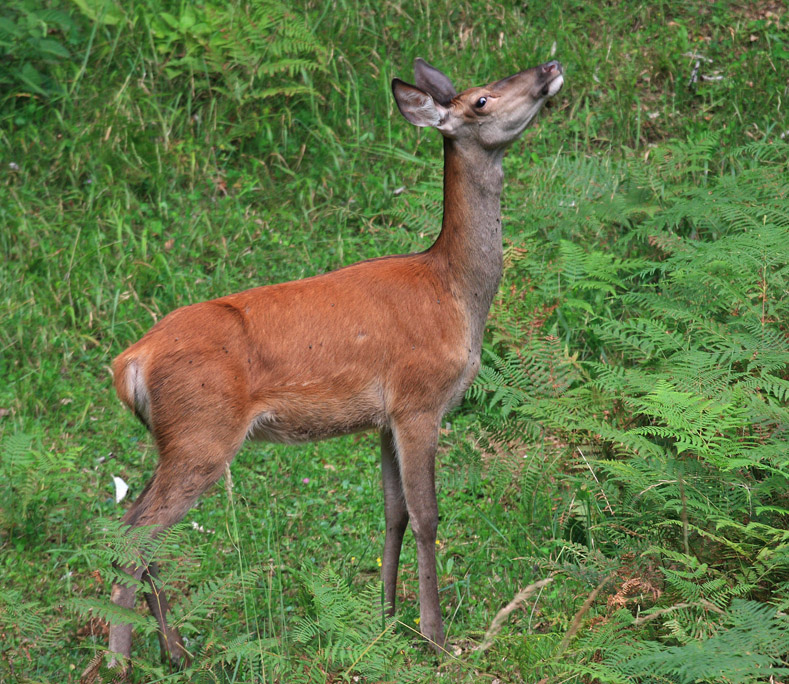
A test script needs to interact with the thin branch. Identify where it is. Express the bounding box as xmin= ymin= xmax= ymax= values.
xmin=577 ymin=446 xmax=614 ymax=513
xmin=557 ymin=571 xmax=617 ymax=654
xmin=632 ymin=599 xmax=724 ymax=626
xmin=475 ymin=576 xmax=554 ymax=652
